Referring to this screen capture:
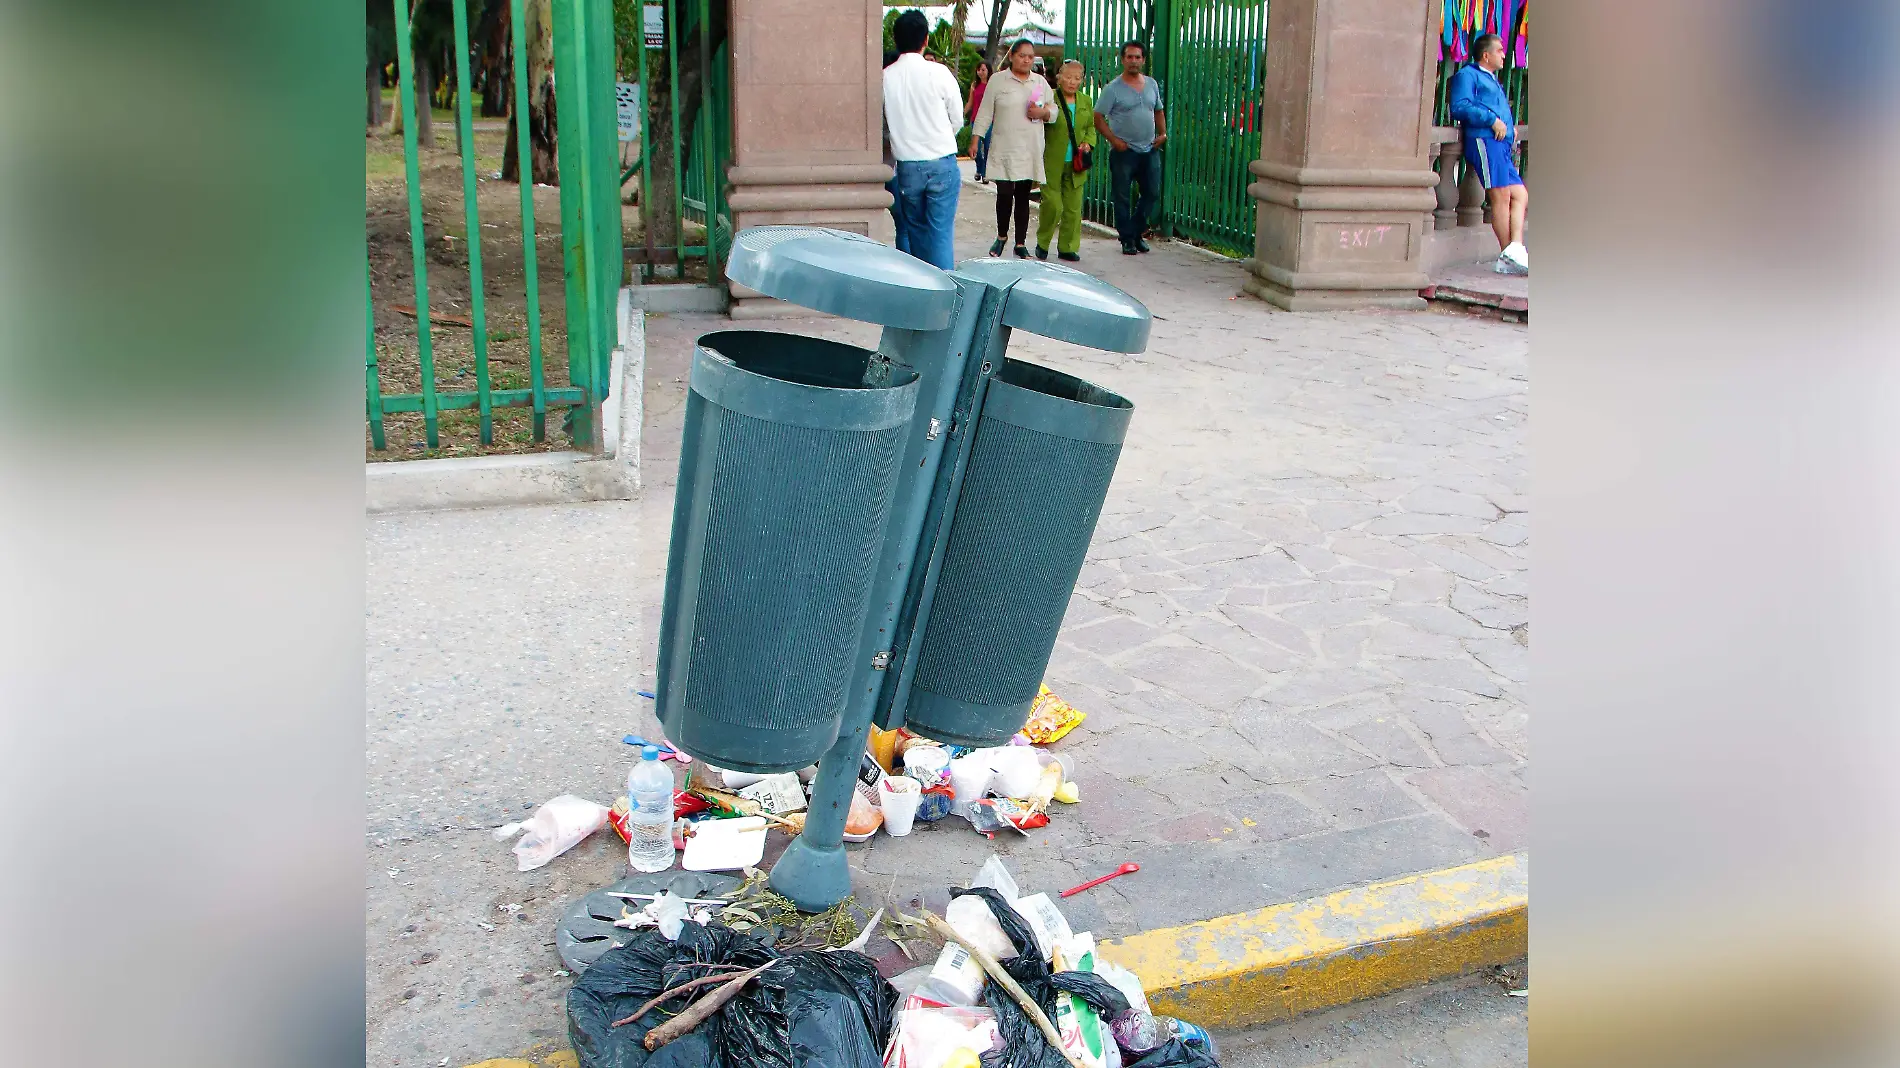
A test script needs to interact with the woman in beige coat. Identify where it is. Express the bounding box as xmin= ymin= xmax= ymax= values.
xmin=972 ymin=39 xmax=1054 ymax=258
